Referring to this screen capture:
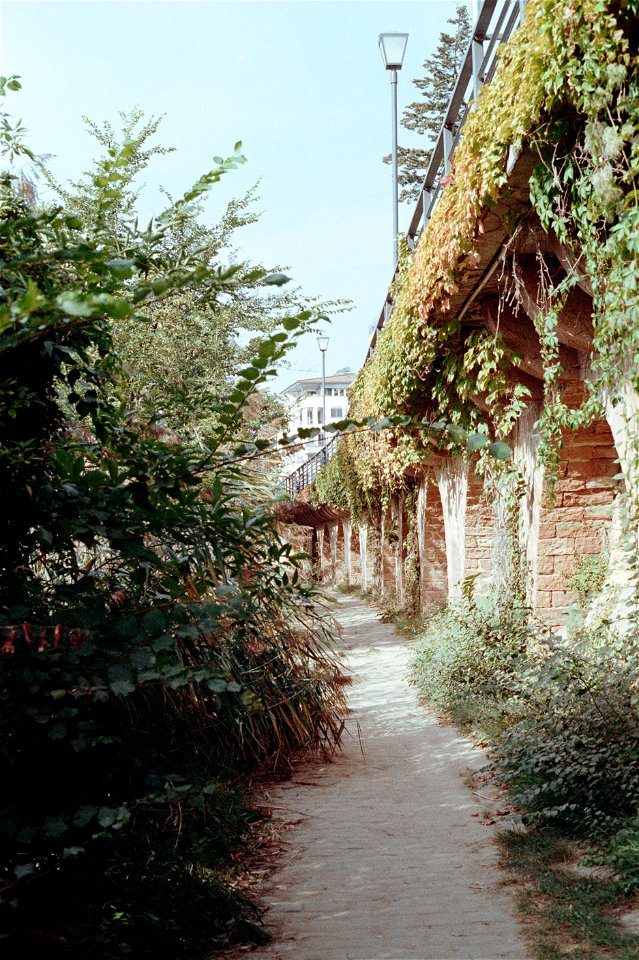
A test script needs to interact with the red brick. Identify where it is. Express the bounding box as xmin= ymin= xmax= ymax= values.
xmin=574 ymin=537 xmax=602 ymax=555
xmin=584 ymin=505 xmax=614 ymax=520
xmin=554 ymin=556 xmax=577 ymax=575
xmin=541 ymin=507 xmax=585 ymax=522
xmin=563 ymin=490 xmax=615 ymax=507
xmin=538 ymin=523 xmax=556 ymax=539
xmin=537 ymin=590 xmax=553 ymax=608
xmin=538 ymin=574 xmax=570 ymax=592
xmin=554 ymin=478 xmax=589 ymax=493
xmin=552 ymin=590 xmax=578 ymax=607
xmin=584 ymin=478 xmax=621 ymax=490
xmin=563 ymin=434 xmax=616 ymax=449
xmin=537 ymin=556 xmax=555 ymax=574
xmin=546 ymin=539 xmax=578 ymax=556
